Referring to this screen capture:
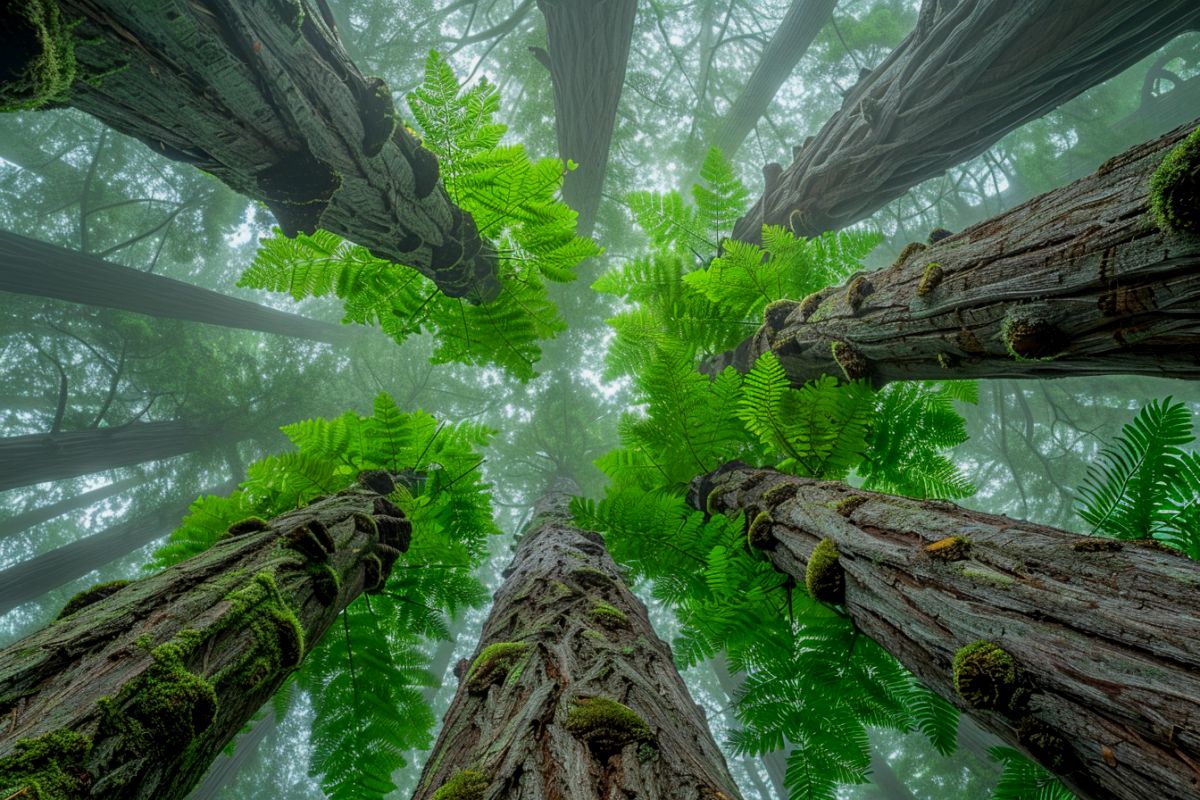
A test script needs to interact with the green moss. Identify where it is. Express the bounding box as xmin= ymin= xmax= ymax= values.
xmin=927 ymin=228 xmax=953 ymax=245
xmin=1016 ymin=715 xmax=1072 ymax=772
xmin=283 ymin=524 xmax=329 ymax=562
xmin=917 ymin=263 xmax=943 ymax=297
xmin=224 ymin=573 xmax=305 ymax=687
xmin=705 ymin=488 xmax=723 ymax=516
xmin=891 ymin=241 xmax=926 ymax=270
xmin=362 ymin=553 xmax=385 ymax=593
xmin=583 ymin=628 xmax=607 ymax=643
xmin=227 ymin=516 xmax=270 ymax=537
xmin=352 ymin=512 xmax=379 ymax=538
xmin=936 ymin=352 xmax=957 ymax=370
xmin=924 ymin=536 xmax=971 ymax=562
xmin=747 ymin=510 xmax=775 ymax=550
xmin=590 ymin=601 xmax=628 ymax=628
xmin=805 ymin=538 xmax=844 ymax=603
xmin=962 ymin=567 xmax=1016 ymax=586
xmin=564 ymin=696 xmax=653 ymax=753
xmin=1150 ymin=125 xmax=1200 ymax=234
xmin=798 ymin=291 xmax=823 ymax=321
xmin=55 ymin=579 xmax=131 ymax=621
xmin=307 ymin=563 xmax=341 ymax=605
xmin=0 ymin=1 xmax=76 ymax=112
xmin=952 ymin=640 xmax=1025 ymax=712
xmin=571 ymin=567 xmax=614 ymax=590
xmin=761 ymin=481 xmax=798 ymax=506
xmin=835 ymin=495 xmax=867 ymax=518
xmin=0 ymin=728 xmax=91 ymax=799
xmin=431 ymin=769 xmax=487 ymax=800
xmin=466 ymin=642 xmax=530 ymax=694
xmin=763 ymin=298 xmax=798 ymax=330
xmin=831 ymin=341 xmax=870 ymax=382
xmin=1000 ymin=306 xmax=1067 ymax=361
xmin=845 ymin=275 xmax=873 ymax=313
